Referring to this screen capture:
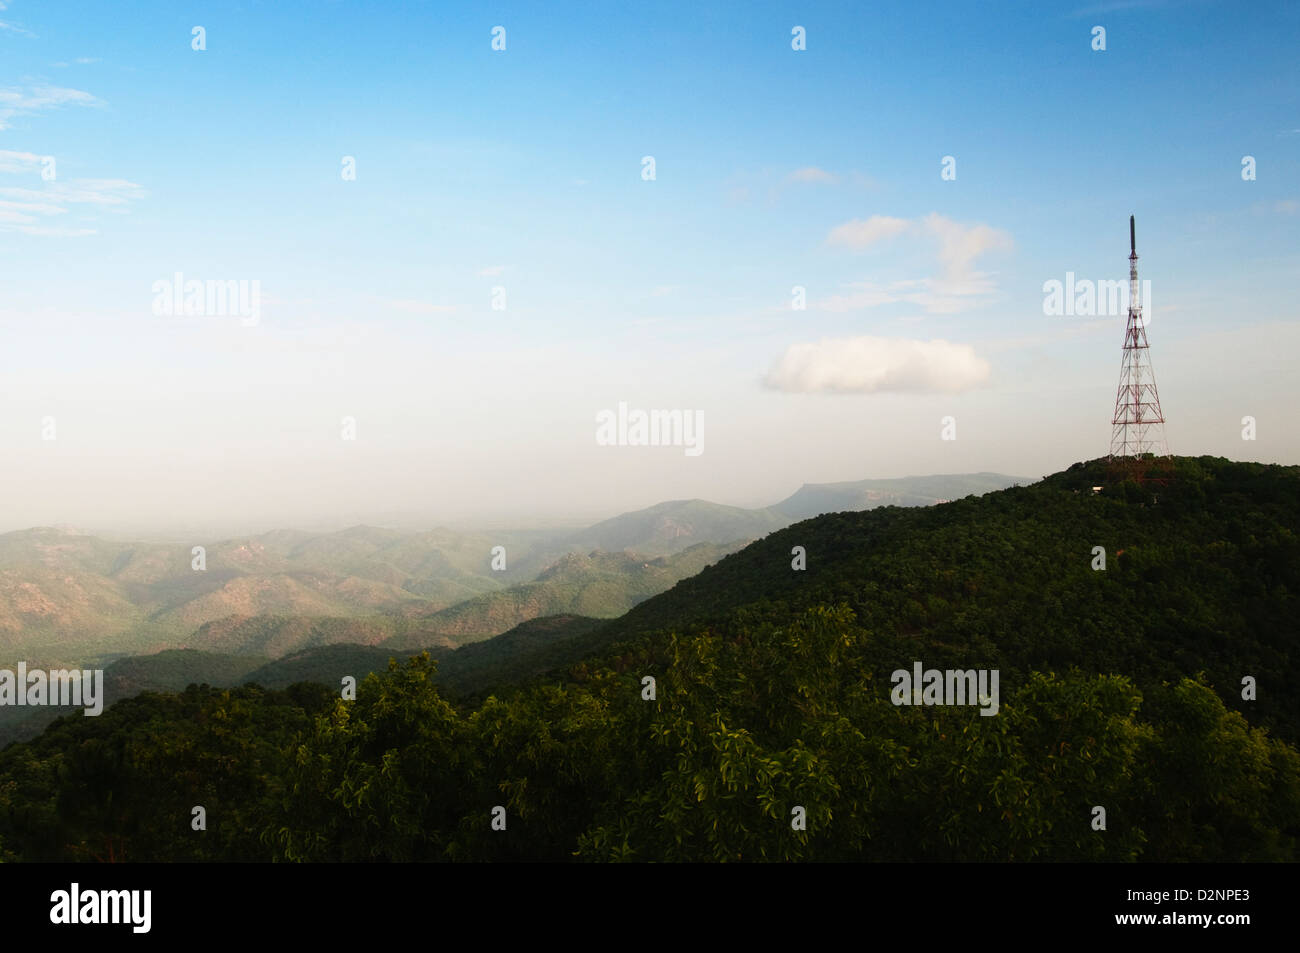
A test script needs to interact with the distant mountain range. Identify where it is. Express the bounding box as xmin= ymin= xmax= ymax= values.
xmin=547 ymin=472 xmax=1030 ymax=557
xmin=0 ymin=524 xmax=512 ymax=666
xmin=772 ymin=472 xmax=1028 ymax=520
xmin=563 ymin=500 xmax=789 ymax=556
xmin=383 ymin=542 xmax=745 ymax=648
xmin=0 ymin=470 xmax=1022 ymax=743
